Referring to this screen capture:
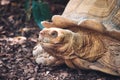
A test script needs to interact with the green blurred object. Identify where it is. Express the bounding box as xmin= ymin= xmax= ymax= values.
xmin=25 ymin=0 xmax=32 ymax=21
xmin=25 ymin=0 xmax=52 ymax=29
